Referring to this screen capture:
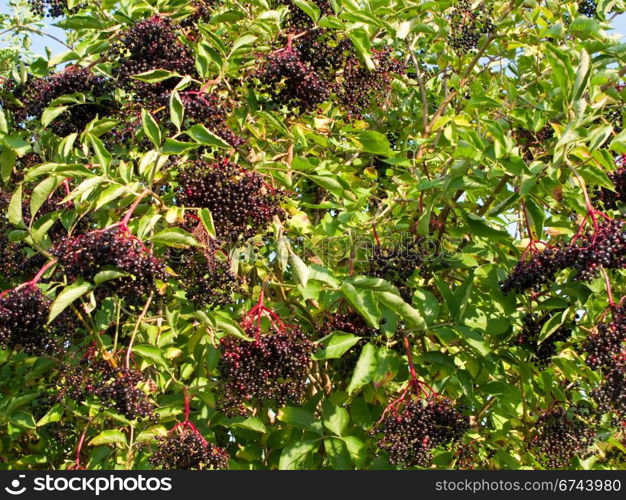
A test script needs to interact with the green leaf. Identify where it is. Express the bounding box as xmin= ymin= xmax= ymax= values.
xmin=198 ymin=208 xmax=216 ymax=238
xmin=323 ymin=404 xmax=349 ymax=436
xmin=8 ymin=185 xmax=24 ymax=227
xmin=162 ymin=138 xmax=200 ymax=154
xmin=131 ymin=69 xmax=180 ymax=83
xmin=150 ymin=228 xmax=197 ymax=248
xmin=48 ymin=280 xmax=93 ymax=323
xmin=141 ymin=109 xmax=162 ymax=147
xmin=169 ymin=91 xmax=184 ymax=131
xmin=30 ymin=176 xmax=63 ymax=218
xmin=313 ymin=332 xmax=361 ymax=360
xmin=41 ymin=106 xmax=68 ymax=128
xmin=289 ymin=249 xmax=309 ymax=287
xmin=293 ymin=0 xmax=321 ymax=22
xmin=87 ymin=134 xmax=111 ymax=171
xmin=356 ymin=131 xmax=393 ymax=156
xmin=186 ymin=124 xmax=231 ymax=148
xmin=278 ymin=441 xmax=317 ymax=470
xmin=572 ymin=50 xmax=591 ymax=103
xmin=132 ymin=344 xmax=168 ymax=369
xmin=375 ymin=291 xmax=426 ymax=331
xmin=538 ymin=309 xmax=570 ymax=344
xmin=324 ymin=438 xmax=353 ymax=469
xmin=340 ymin=282 xmax=380 ymax=328
xmin=89 ymin=430 xmax=127 ymax=446
xmin=0 ymin=147 xmax=17 ymax=183
xmin=347 ymin=343 xmax=378 ymax=395
xmin=277 ymin=407 xmax=321 ymax=433
xmin=231 ymin=417 xmax=267 ymax=434
xmin=93 ymin=269 xmax=128 ymax=285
